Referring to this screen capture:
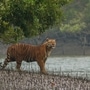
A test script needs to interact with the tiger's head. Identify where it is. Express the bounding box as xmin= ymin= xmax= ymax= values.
xmin=43 ymin=38 xmax=56 ymax=49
